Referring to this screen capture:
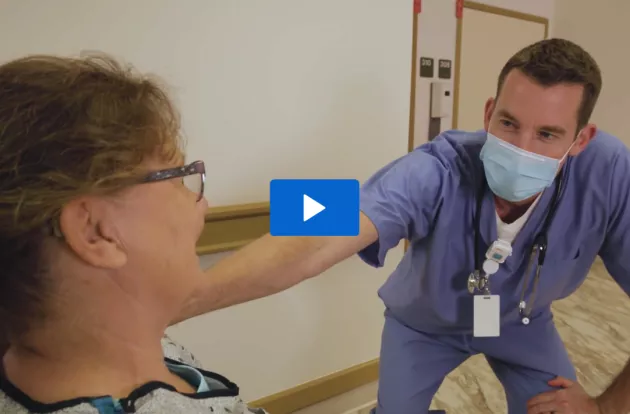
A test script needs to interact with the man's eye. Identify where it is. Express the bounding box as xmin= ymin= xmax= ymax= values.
xmin=500 ymin=119 xmax=513 ymax=127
